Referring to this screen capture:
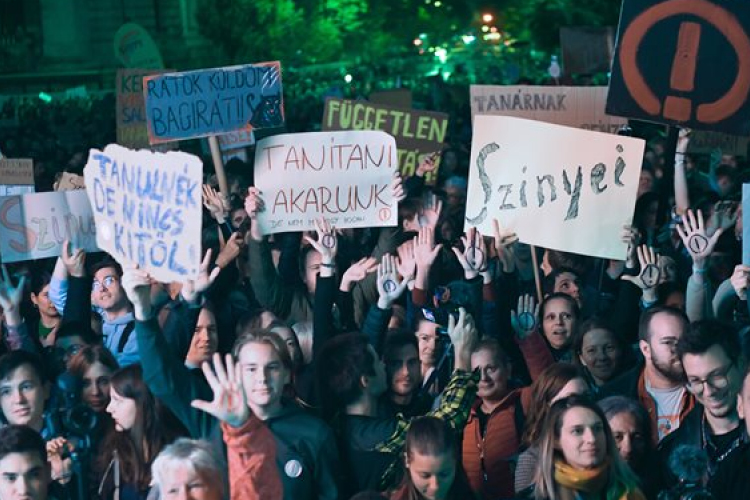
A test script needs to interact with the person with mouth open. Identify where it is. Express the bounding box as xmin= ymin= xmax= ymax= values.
xmin=526 ymin=395 xmax=646 ymax=500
